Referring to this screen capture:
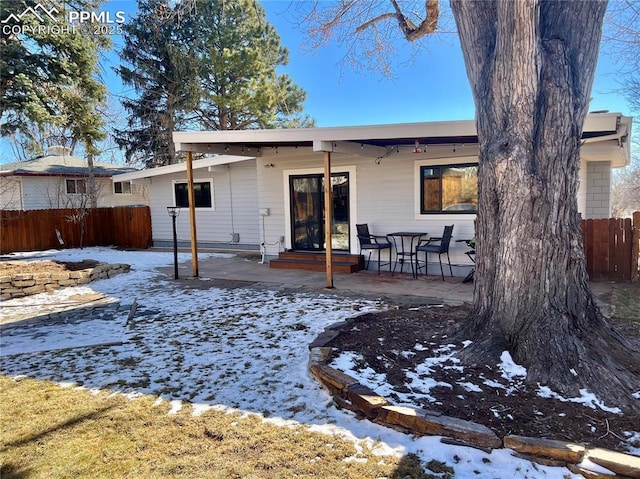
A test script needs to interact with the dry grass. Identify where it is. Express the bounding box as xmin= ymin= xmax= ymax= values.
xmin=0 ymin=376 xmax=442 ymax=479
